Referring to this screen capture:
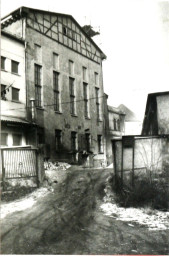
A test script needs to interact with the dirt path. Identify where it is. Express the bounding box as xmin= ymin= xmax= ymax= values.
xmin=1 ymin=167 xmax=169 ymax=254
